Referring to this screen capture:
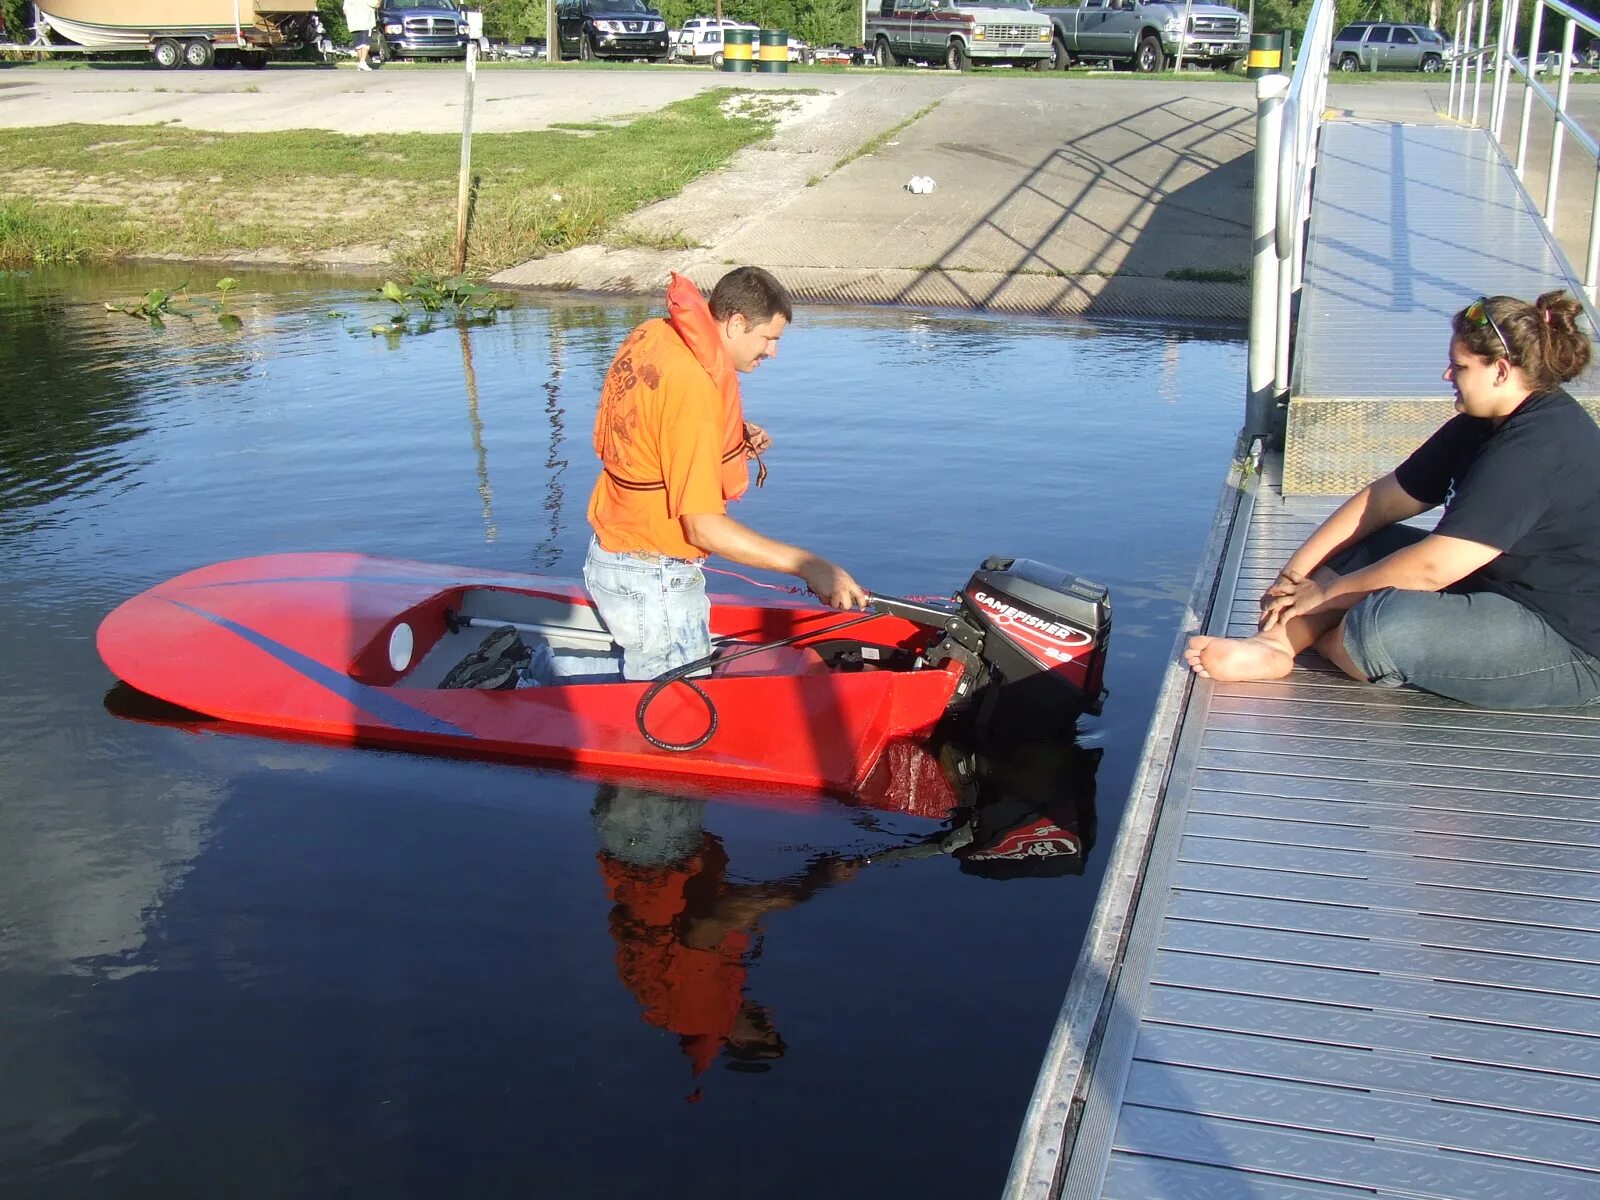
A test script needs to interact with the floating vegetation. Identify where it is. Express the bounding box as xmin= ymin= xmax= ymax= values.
xmin=367 ymin=274 xmax=512 ymax=339
xmin=104 ymin=277 xmax=246 ymax=332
